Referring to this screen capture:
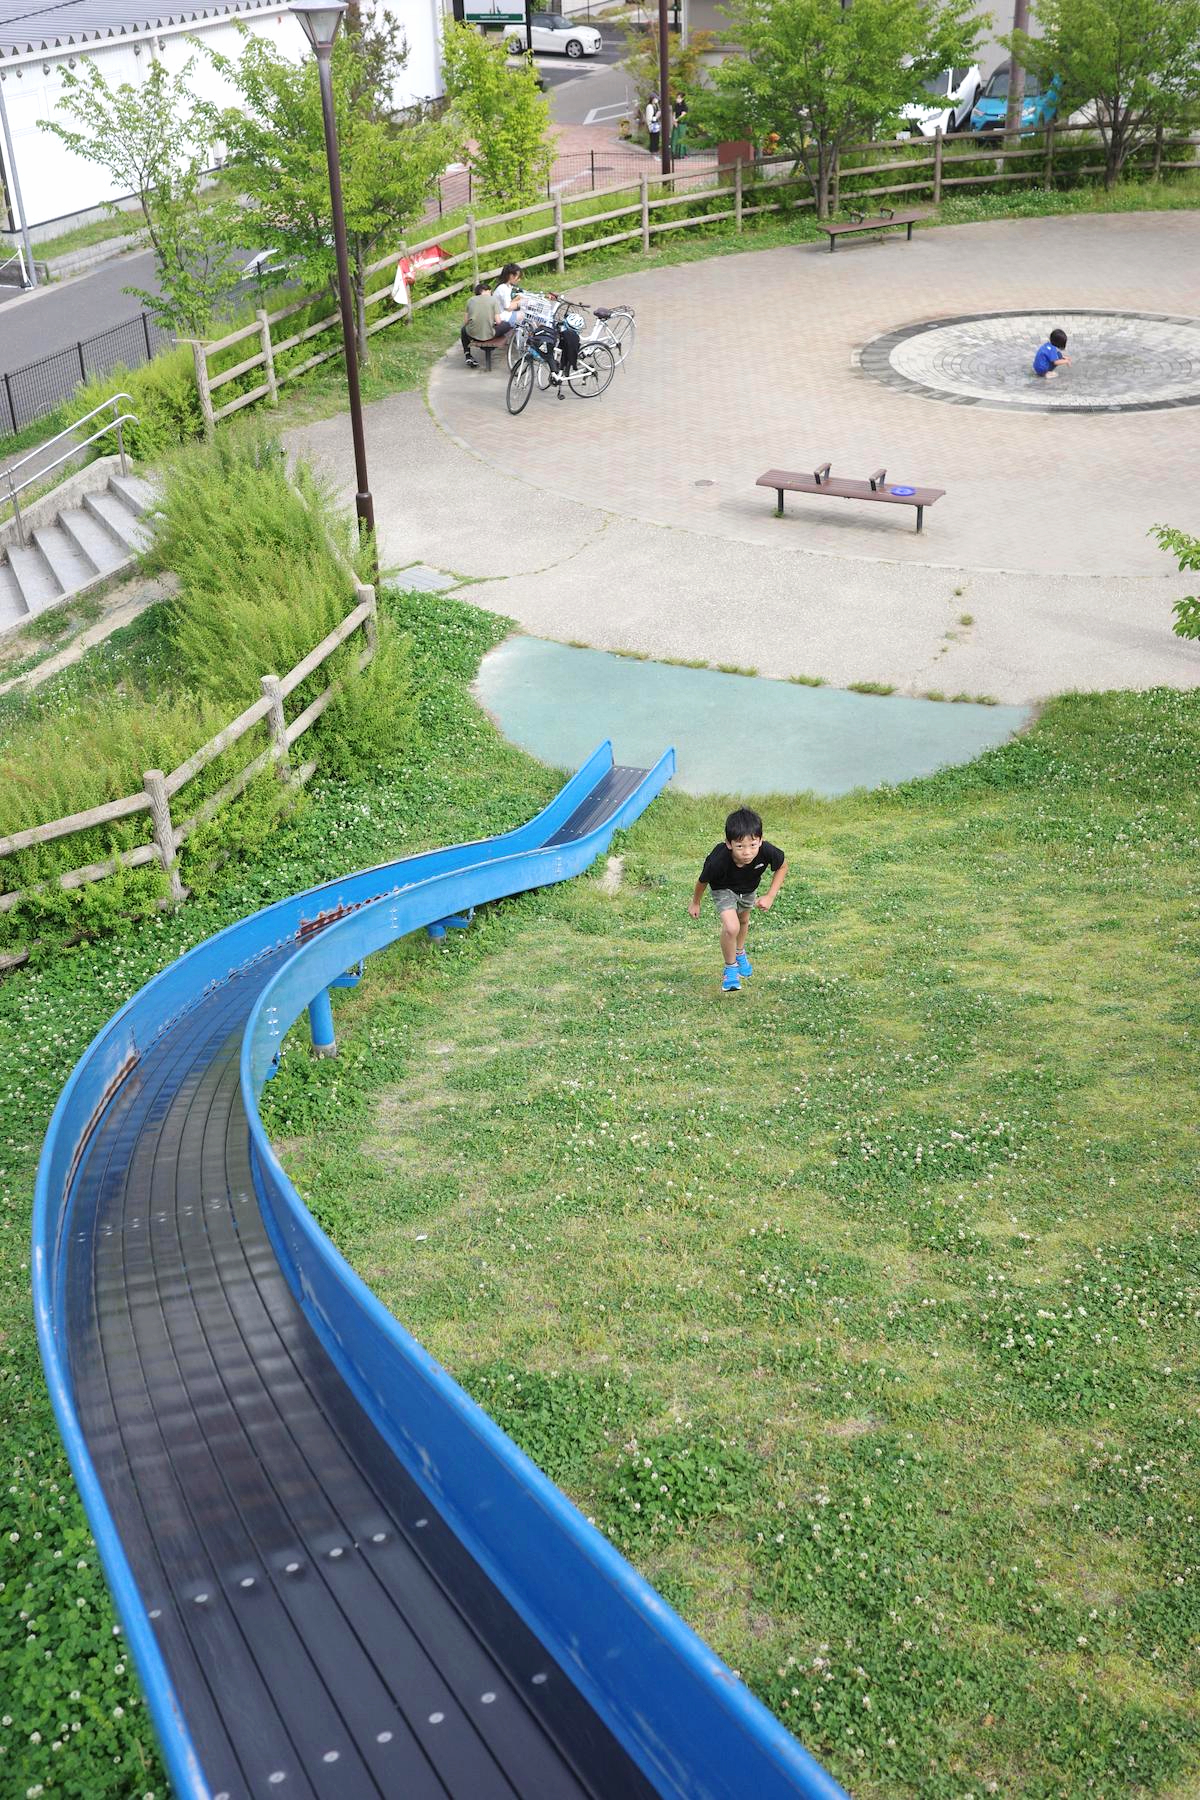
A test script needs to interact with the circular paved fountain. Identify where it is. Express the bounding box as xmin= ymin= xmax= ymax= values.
xmin=860 ymin=309 xmax=1200 ymax=413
